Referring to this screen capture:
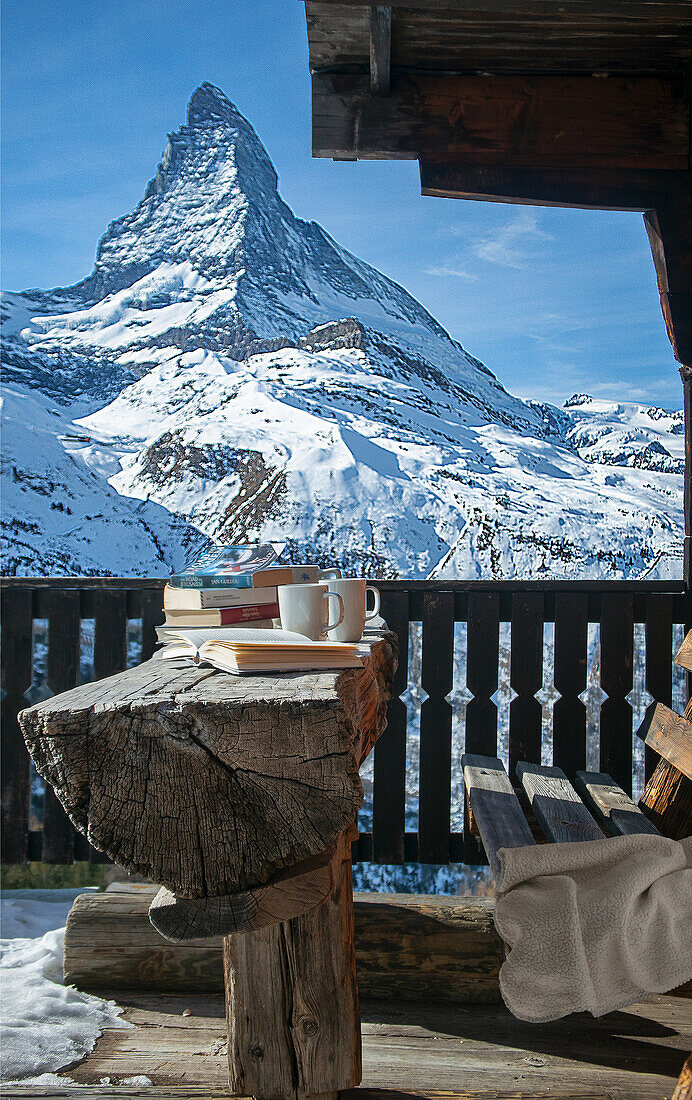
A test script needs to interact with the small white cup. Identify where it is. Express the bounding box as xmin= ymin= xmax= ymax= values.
xmin=278 ymin=582 xmax=344 ymax=641
xmin=326 ymin=578 xmax=380 ymax=643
